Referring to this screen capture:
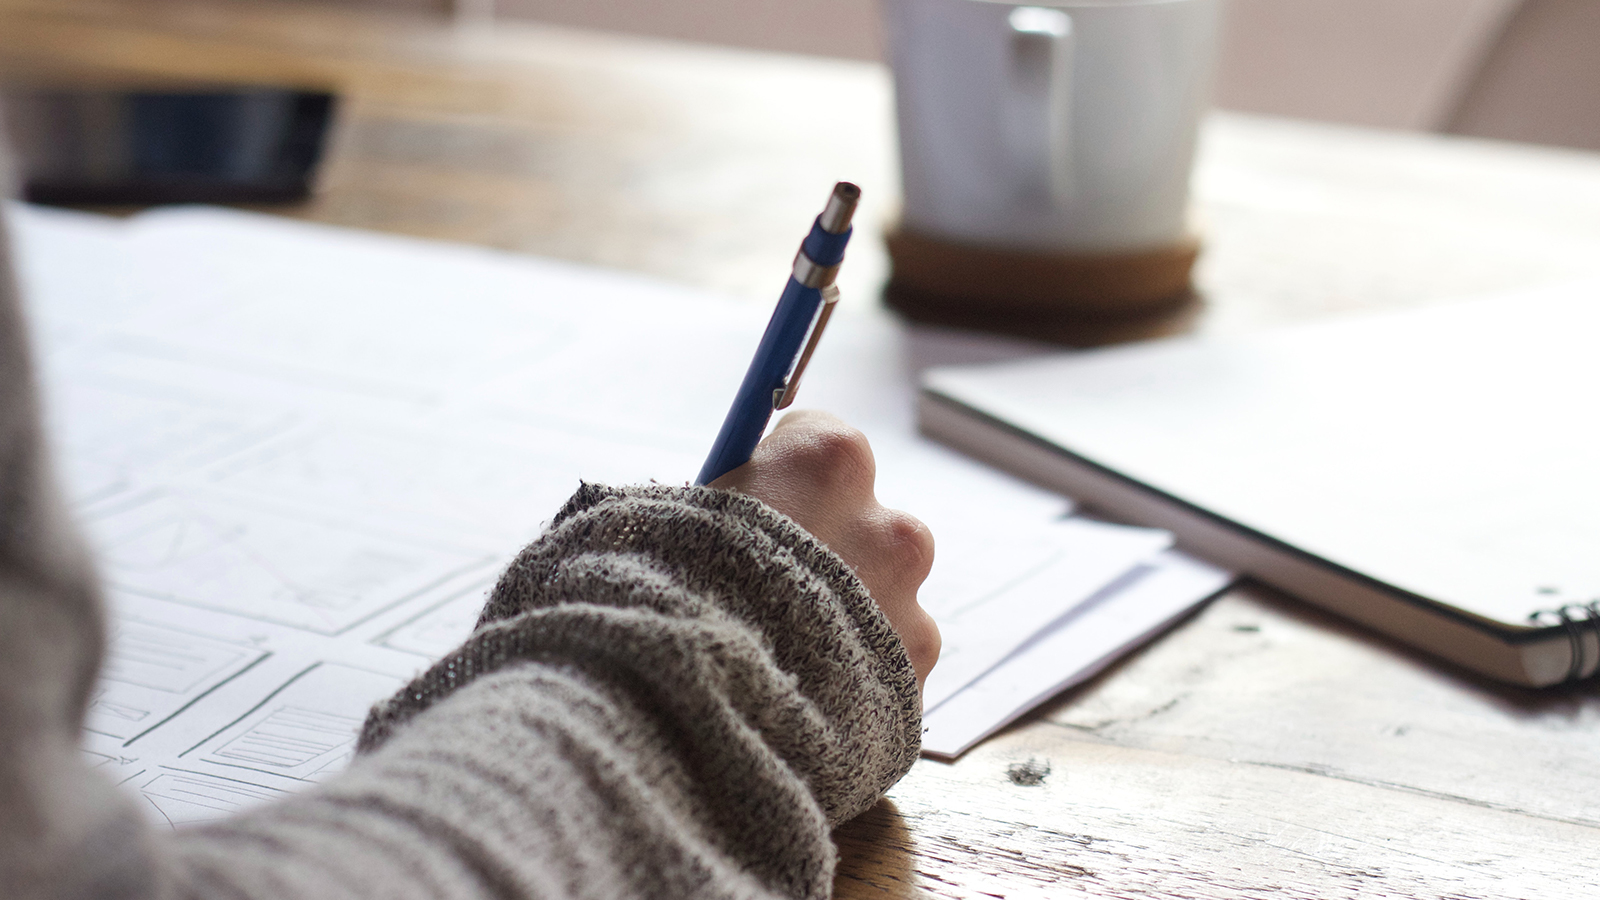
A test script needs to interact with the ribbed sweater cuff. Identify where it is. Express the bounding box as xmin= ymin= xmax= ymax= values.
xmin=359 ymin=482 xmax=921 ymax=825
